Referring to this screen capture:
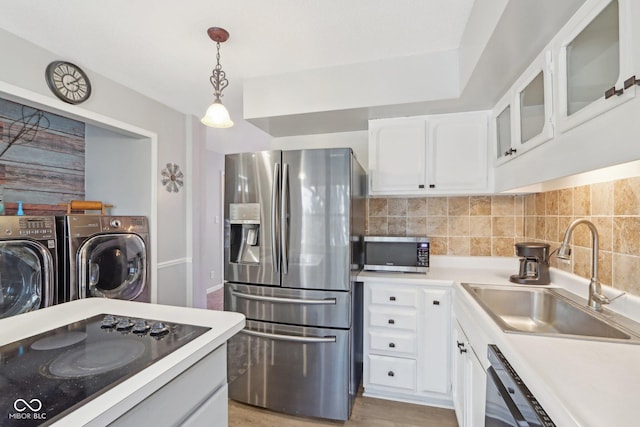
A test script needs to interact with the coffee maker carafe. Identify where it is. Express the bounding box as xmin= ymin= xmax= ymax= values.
xmin=509 ymin=242 xmax=550 ymax=285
